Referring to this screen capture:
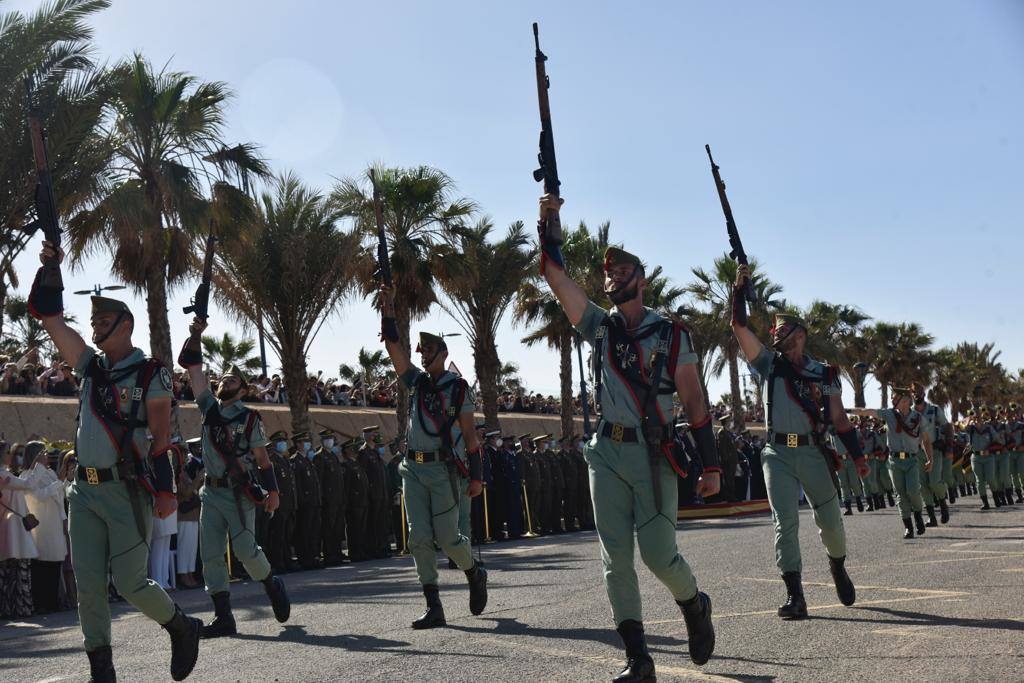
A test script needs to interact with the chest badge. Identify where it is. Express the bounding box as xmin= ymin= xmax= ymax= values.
xmin=119 ymin=387 xmax=129 ymax=403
